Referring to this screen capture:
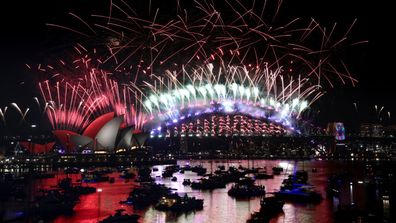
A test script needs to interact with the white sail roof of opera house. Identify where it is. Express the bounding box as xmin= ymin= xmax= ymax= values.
xmin=117 ymin=127 xmax=134 ymax=149
xmin=95 ymin=116 xmax=124 ymax=151
xmin=70 ymin=135 xmax=93 ymax=149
